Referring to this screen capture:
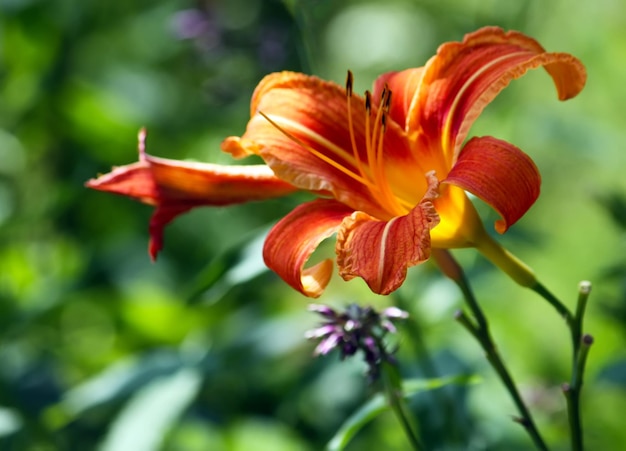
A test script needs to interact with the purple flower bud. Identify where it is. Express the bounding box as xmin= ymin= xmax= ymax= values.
xmin=314 ymin=333 xmax=341 ymax=356
xmin=363 ymin=336 xmax=377 ymax=352
xmin=383 ymin=306 xmax=409 ymax=319
xmin=304 ymin=324 xmax=337 ymax=339
xmin=381 ymin=319 xmax=397 ymax=334
xmin=341 ymin=341 xmax=358 ymax=357
xmin=308 ymin=304 xmax=338 ymax=319
xmin=306 ymin=302 xmax=404 ymax=382
xmin=344 ymin=319 xmax=358 ymax=331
